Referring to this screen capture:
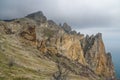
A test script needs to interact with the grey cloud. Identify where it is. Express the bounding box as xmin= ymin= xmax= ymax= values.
xmin=0 ymin=0 xmax=120 ymax=29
